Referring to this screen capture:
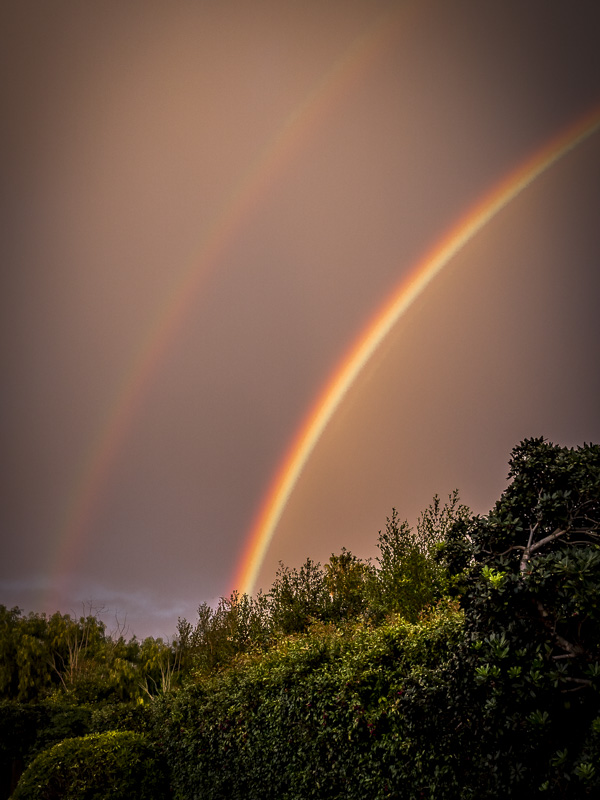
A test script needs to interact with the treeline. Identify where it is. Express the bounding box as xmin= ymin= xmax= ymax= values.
xmin=0 ymin=491 xmax=468 ymax=706
xmin=0 ymin=493 xmax=466 ymax=798
xmin=2 ymin=438 xmax=600 ymax=799
xmin=0 ymin=605 xmax=179 ymax=704
xmin=177 ymin=490 xmax=468 ymax=674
